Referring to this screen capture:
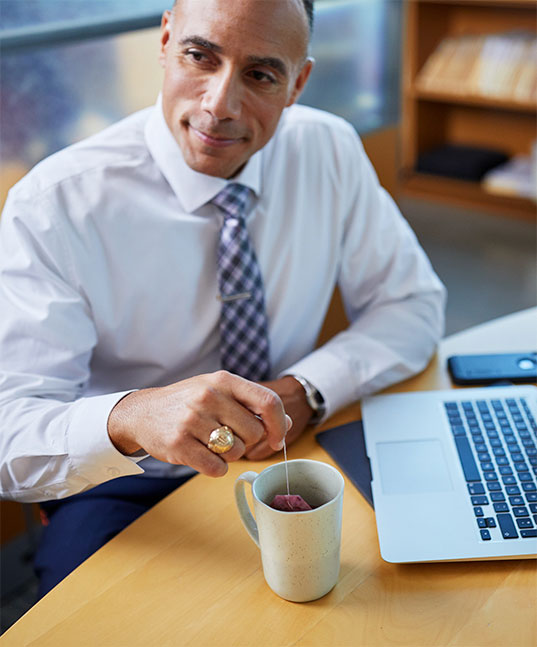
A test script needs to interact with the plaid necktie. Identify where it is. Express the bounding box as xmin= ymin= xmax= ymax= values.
xmin=213 ymin=183 xmax=270 ymax=381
